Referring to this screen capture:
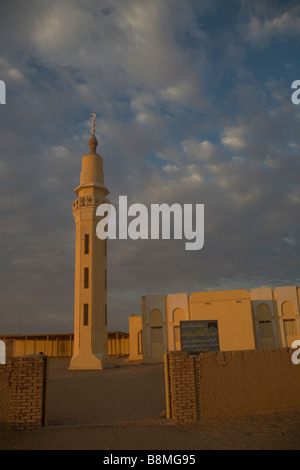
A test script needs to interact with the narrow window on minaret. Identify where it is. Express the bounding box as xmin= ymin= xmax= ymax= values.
xmin=83 ymin=304 xmax=88 ymax=326
xmin=105 ymin=269 xmax=107 ymax=290
xmin=84 ymin=234 xmax=89 ymax=254
xmin=105 ymin=304 xmax=107 ymax=326
xmin=84 ymin=267 xmax=89 ymax=288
